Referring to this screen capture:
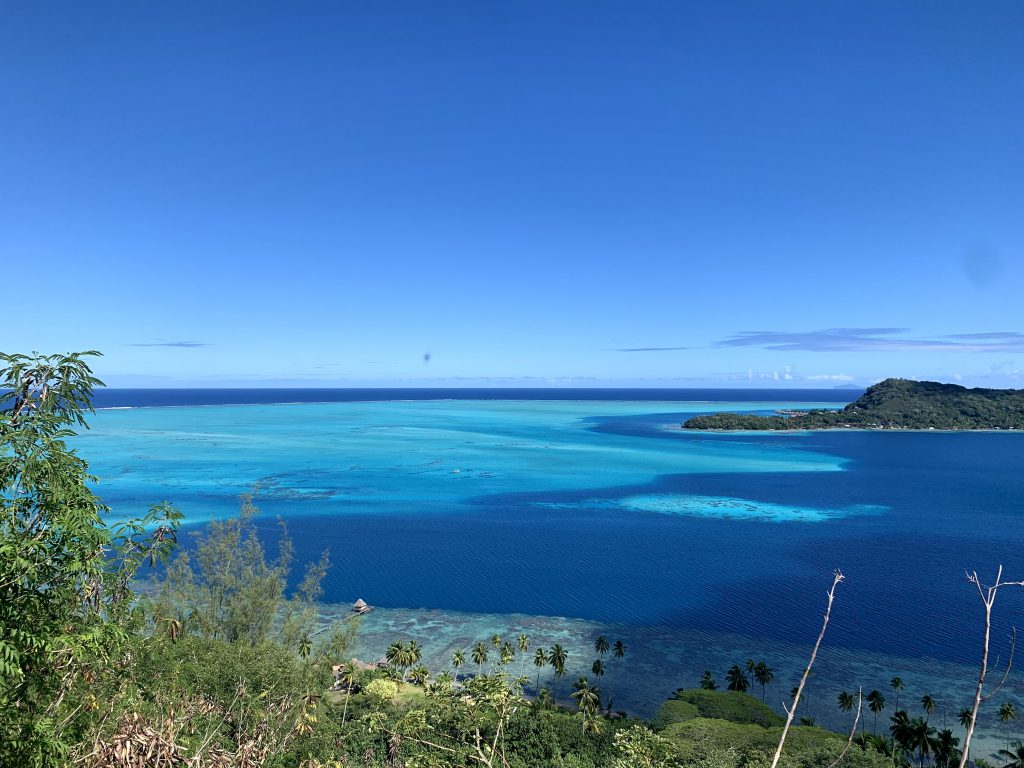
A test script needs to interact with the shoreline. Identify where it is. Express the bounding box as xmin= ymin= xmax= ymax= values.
xmin=322 ymin=602 xmax=1014 ymax=760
